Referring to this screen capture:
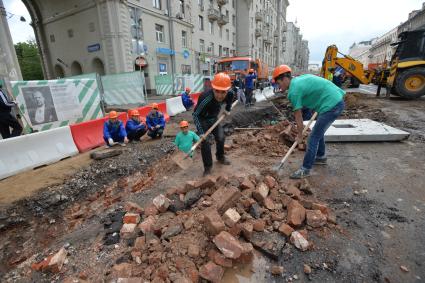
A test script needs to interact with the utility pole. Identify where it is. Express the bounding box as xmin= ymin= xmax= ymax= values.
xmin=0 ymin=0 xmax=23 ymax=81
